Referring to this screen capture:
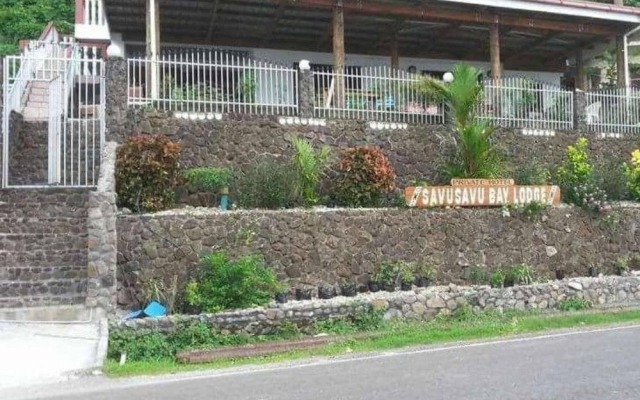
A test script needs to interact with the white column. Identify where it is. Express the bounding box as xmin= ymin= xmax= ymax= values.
xmin=147 ymin=0 xmax=160 ymax=99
